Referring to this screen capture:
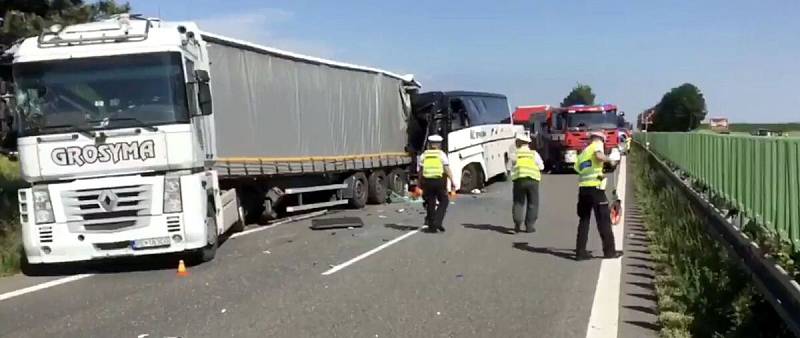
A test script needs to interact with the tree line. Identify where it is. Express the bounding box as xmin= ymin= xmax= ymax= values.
xmin=559 ymin=82 xmax=708 ymax=132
